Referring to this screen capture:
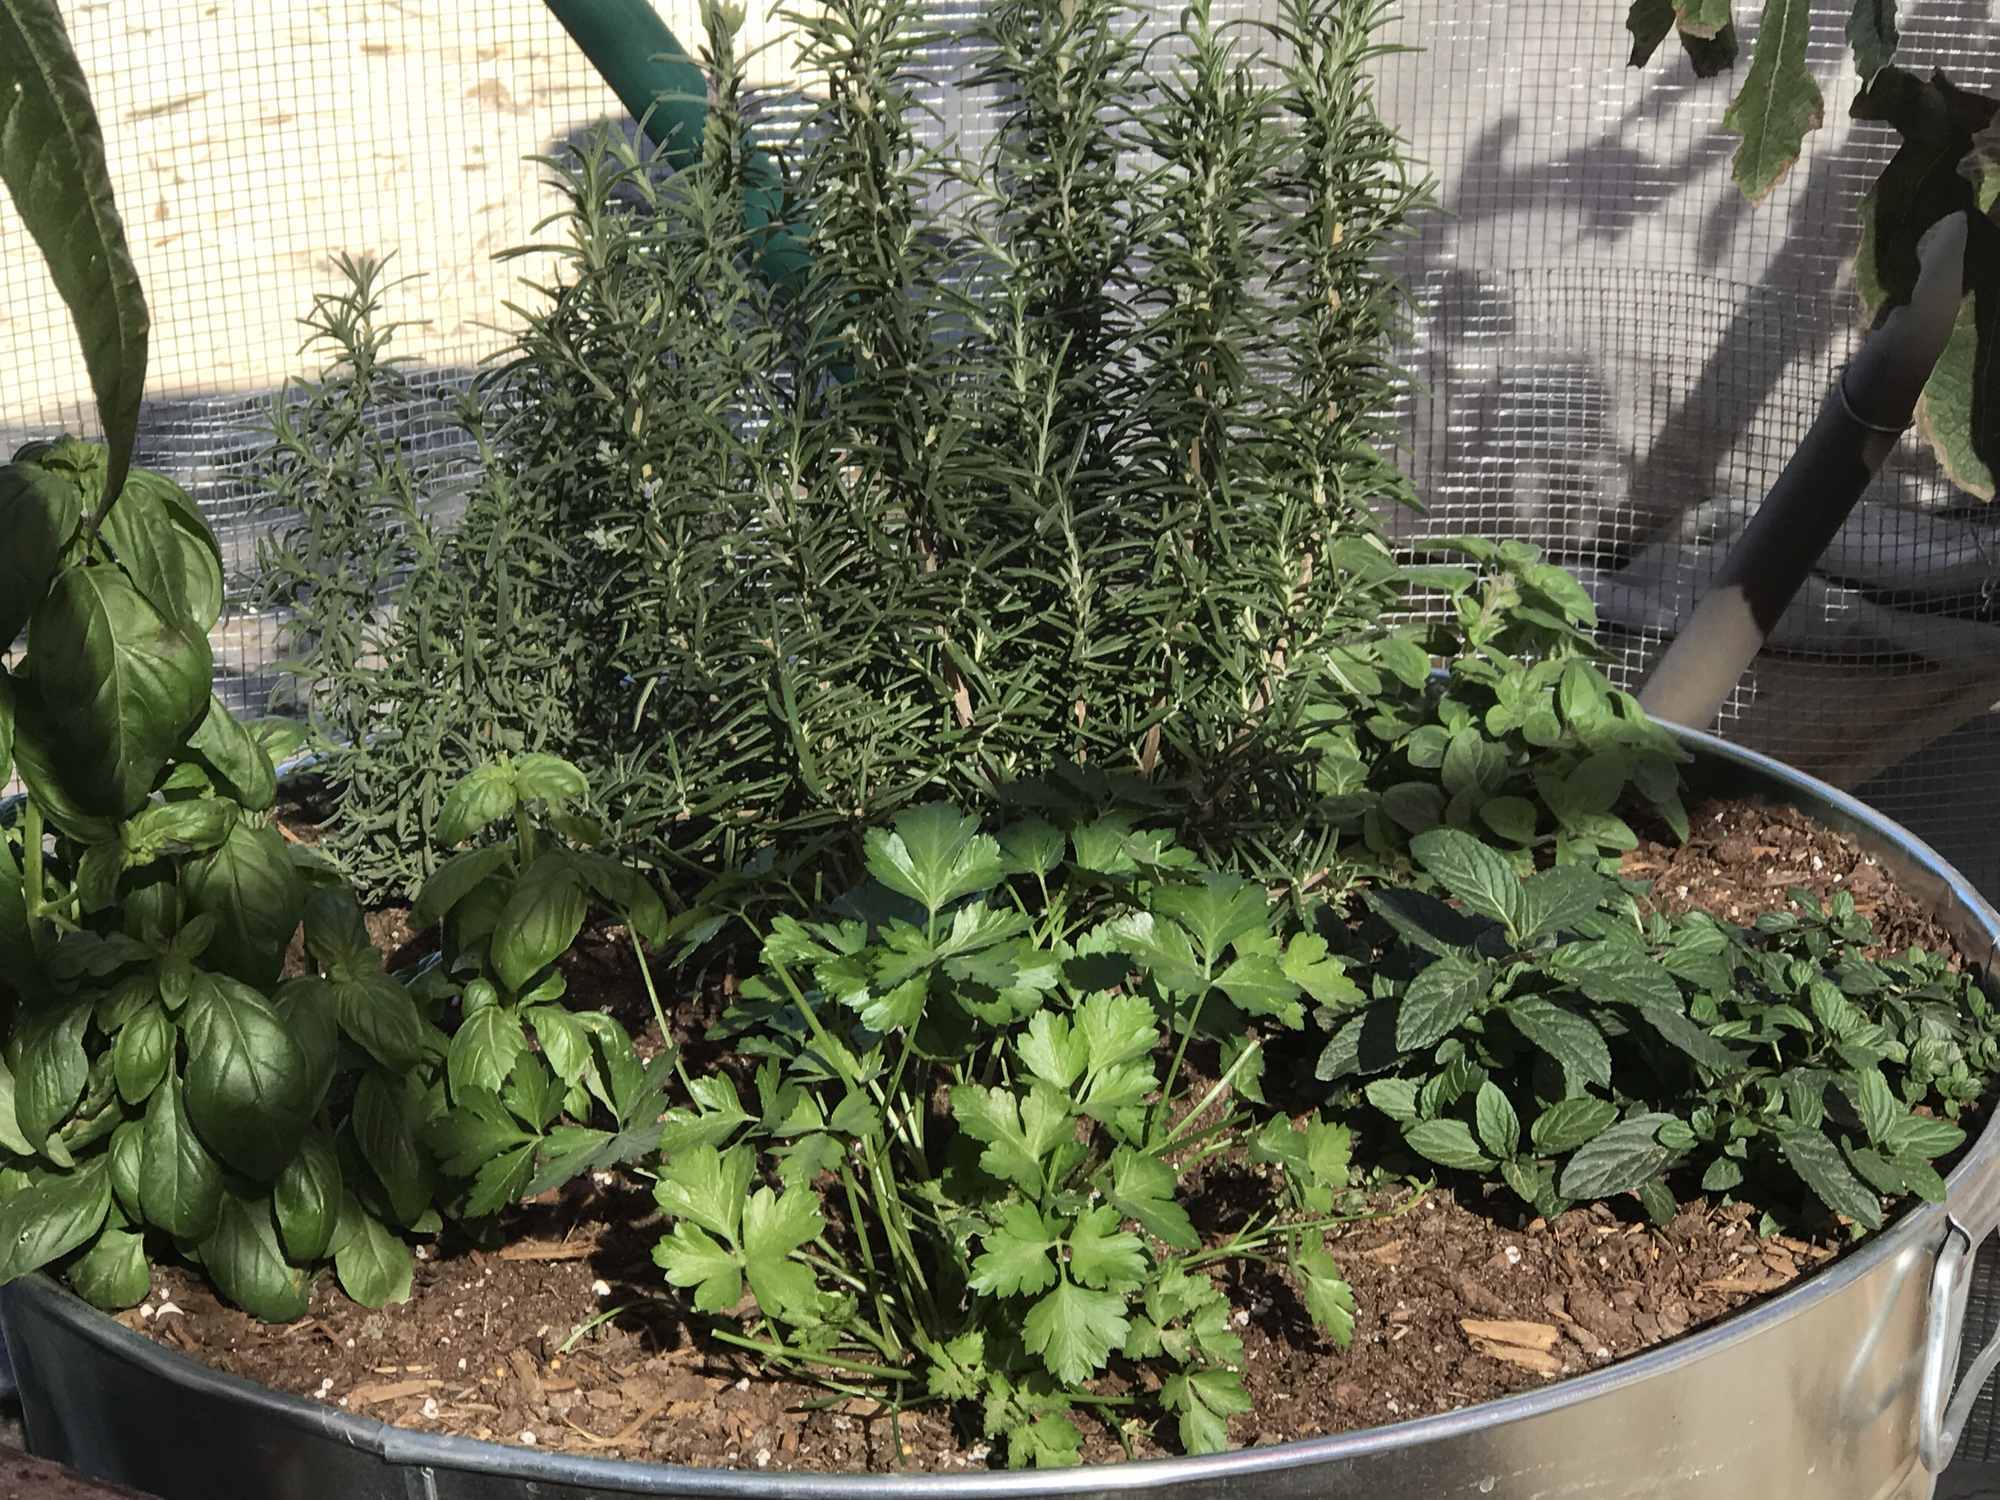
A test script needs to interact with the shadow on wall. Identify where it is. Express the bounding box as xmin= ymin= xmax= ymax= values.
xmin=1383 ymin=0 xmax=2000 ymax=803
